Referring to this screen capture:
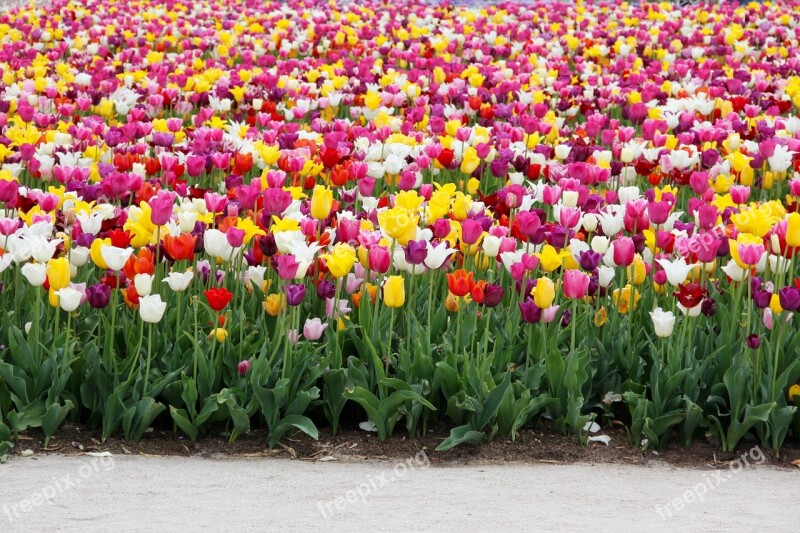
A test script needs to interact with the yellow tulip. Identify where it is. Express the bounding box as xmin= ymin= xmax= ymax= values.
xmin=532 ymin=277 xmax=556 ymax=309
xmin=626 ymin=257 xmax=647 ymax=286
xmin=263 ymin=293 xmax=286 ymax=316
xmin=383 ymin=276 xmax=406 ymax=308
xmin=786 ymin=212 xmax=800 ymax=248
xmin=209 ymin=327 xmax=228 ymax=343
xmin=377 ymin=207 xmax=418 ymax=246
xmin=535 ymin=245 xmax=569 ymax=273
xmin=612 ymin=285 xmax=640 ymax=315
xmin=322 ymin=243 xmax=356 ymax=278
xmin=46 ymin=257 xmax=71 ymax=291
xmin=310 ymin=185 xmax=333 ymax=220
xmin=789 ymin=384 xmax=800 ymax=402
